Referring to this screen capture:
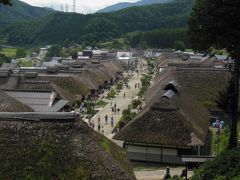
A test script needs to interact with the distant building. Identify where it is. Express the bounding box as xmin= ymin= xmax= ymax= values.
xmin=42 ymin=60 xmax=62 ymax=67
xmin=116 ymin=52 xmax=132 ymax=60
